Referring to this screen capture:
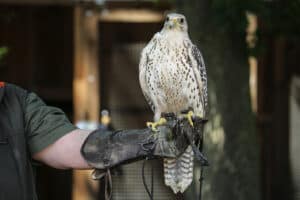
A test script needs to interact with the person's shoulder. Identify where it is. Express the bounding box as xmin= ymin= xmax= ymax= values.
xmin=4 ymin=82 xmax=26 ymax=91
xmin=2 ymin=82 xmax=29 ymax=100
